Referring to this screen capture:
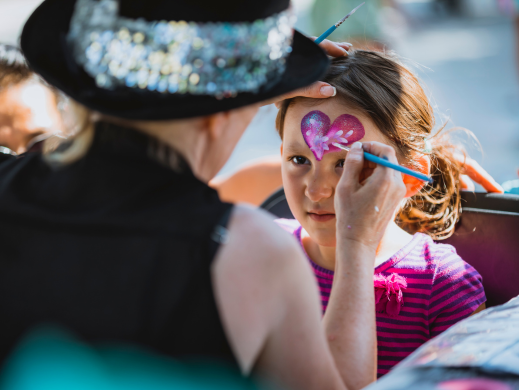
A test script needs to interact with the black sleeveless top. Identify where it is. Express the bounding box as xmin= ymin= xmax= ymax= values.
xmin=0 ymin=122 xmax=236 ymax=365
